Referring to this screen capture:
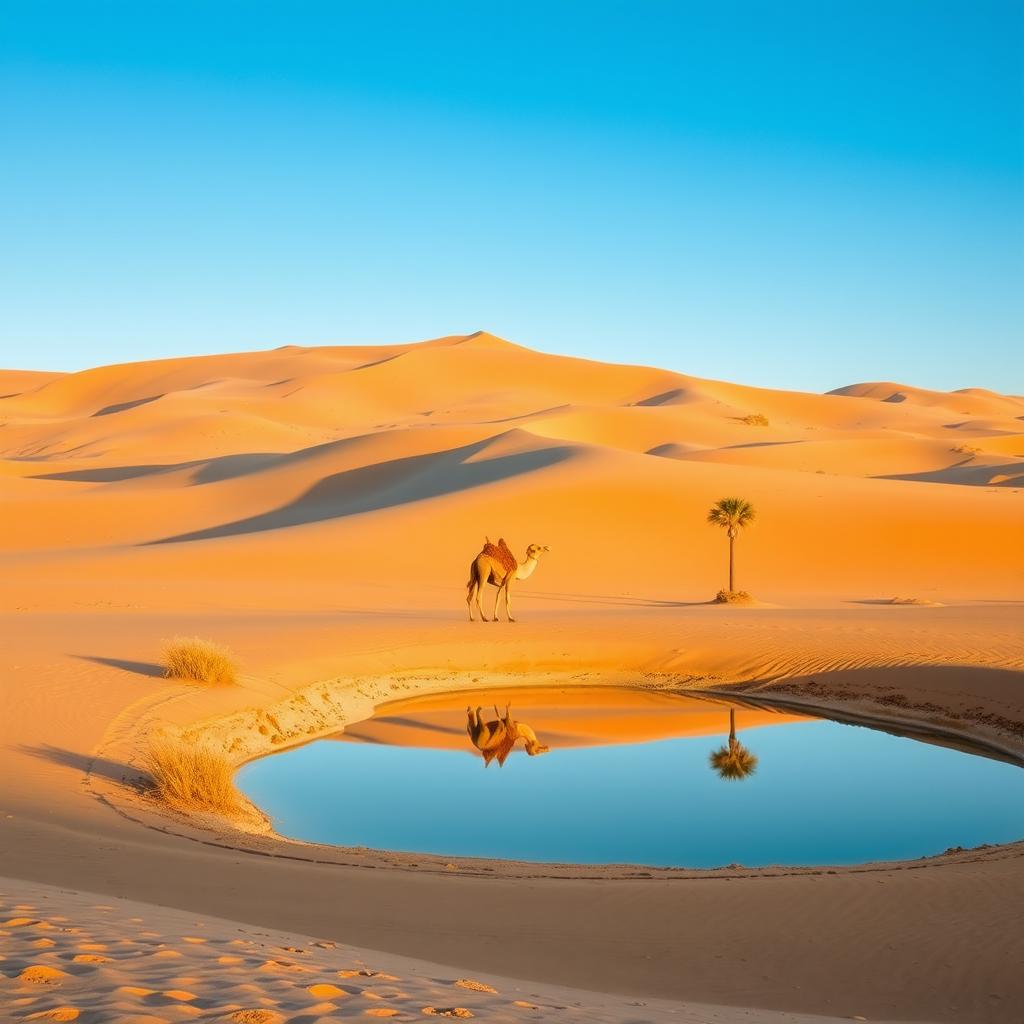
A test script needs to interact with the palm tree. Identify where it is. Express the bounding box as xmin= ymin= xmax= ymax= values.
xmin=706 ymin=497 xmax=755 ymax=593
xmin=708 ymin=707 xmax=758 ymax=781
